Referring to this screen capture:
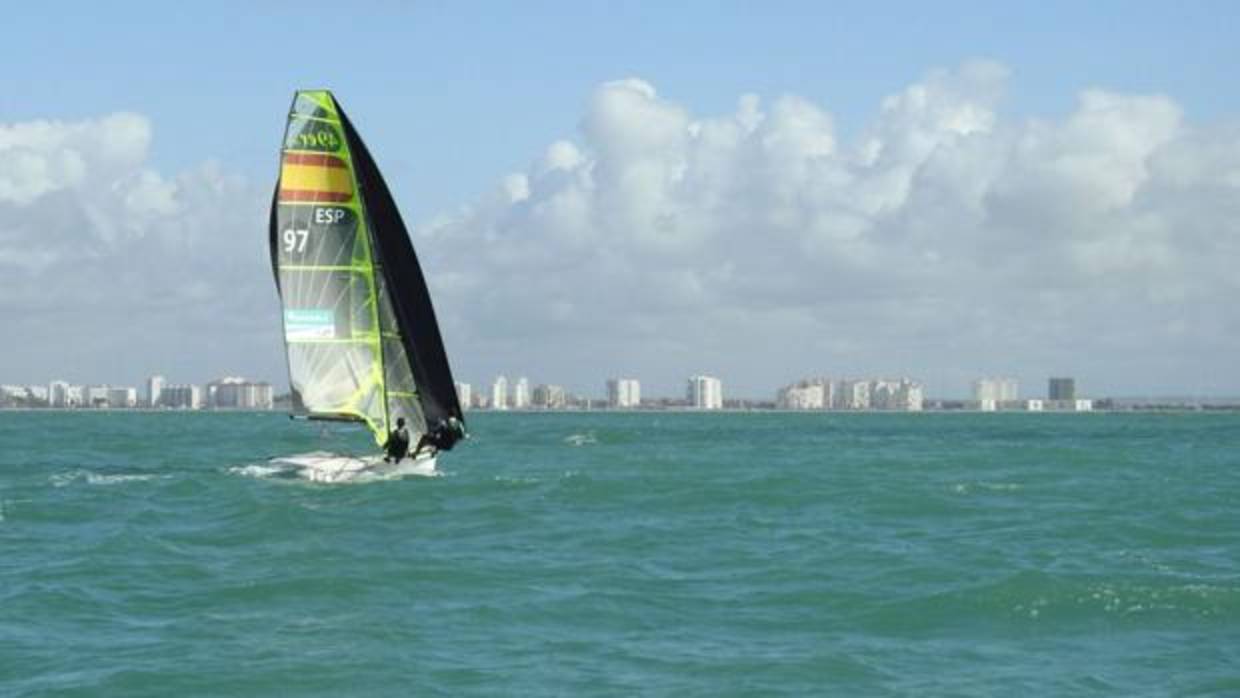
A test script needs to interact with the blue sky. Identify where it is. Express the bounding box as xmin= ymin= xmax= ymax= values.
xmin=3 ymin=2 xmax=1239 ymax=397
xmin=5 ymin=2 xmax=1236 ymax=216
